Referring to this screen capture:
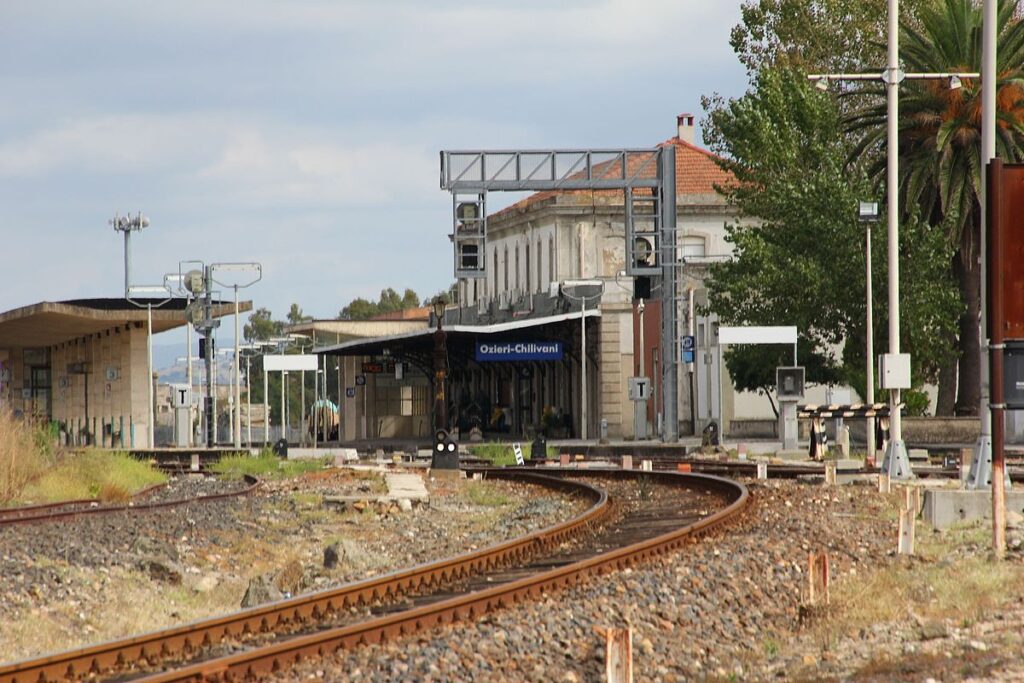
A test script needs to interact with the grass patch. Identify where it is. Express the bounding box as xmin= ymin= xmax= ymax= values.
xmin=18 ymin=451 xmax=166 ymax=504
xmin=815 ymin=518 xmax=1024 ymax=648
xmin=468 ymin=442 xmax=558 ymax=466
xmin=461 ymin=481 xmax=513 ymax=507
xmin=0 ymin=411 xmax=59 ymax=505
xmin=212 ymin=452 xmax=331 ymax=480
